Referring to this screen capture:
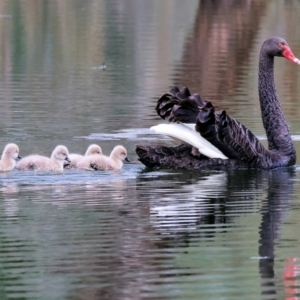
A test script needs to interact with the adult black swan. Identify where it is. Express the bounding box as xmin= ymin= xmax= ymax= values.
xmin=136 ymin=37 xmax=300 ymax=170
